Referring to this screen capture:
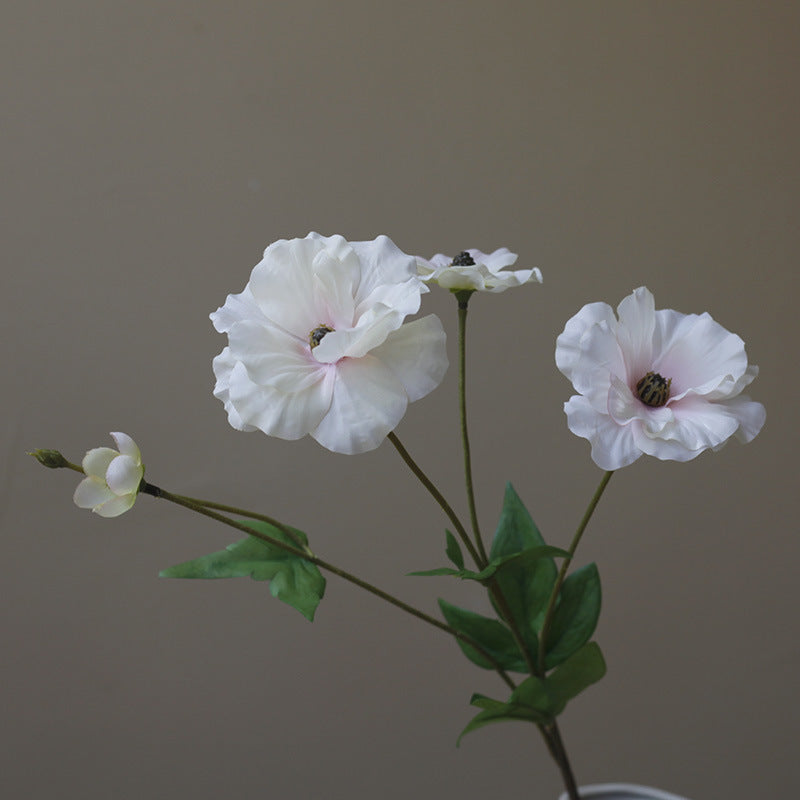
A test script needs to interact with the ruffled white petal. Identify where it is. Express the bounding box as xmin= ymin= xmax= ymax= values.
xmin=311 ymin=355 xmax=408 ymax=454
xmin=371 ymin=315 xmax=448 ymax=402
xmin=565 ymin=395 xmax=642 ymax=470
